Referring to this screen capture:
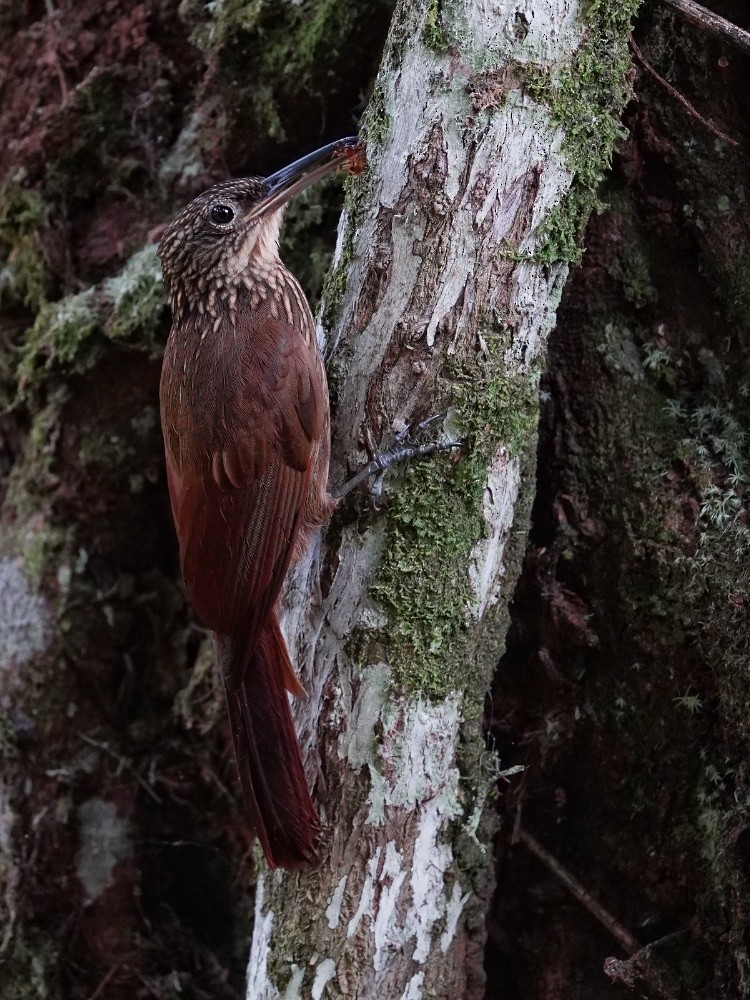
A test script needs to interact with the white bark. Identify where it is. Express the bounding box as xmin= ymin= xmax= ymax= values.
xmin=0 ymin=558 xmax=54 ymax=670
xmin=245 ymin=0 xmax=630 ymax=996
